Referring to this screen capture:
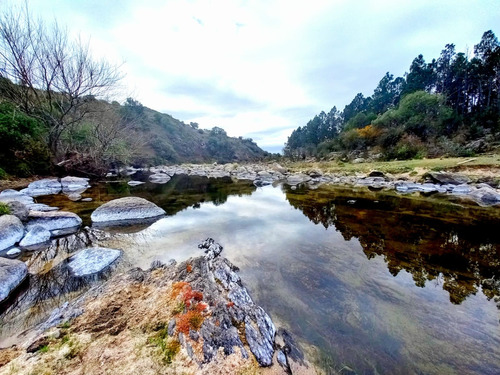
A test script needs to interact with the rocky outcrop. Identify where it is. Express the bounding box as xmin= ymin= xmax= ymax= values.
xmin=0 ymin=257 xmax=28 ymax=302
xmin=90 ymin=197 xmax=165 ymax=225
xmin=67 ymin=247 xmax=122 ymax=277
xmin=26 ymin=211 xmax=82 ymax=236
xmin=0 ymin=215 xmax=24 ymax=251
